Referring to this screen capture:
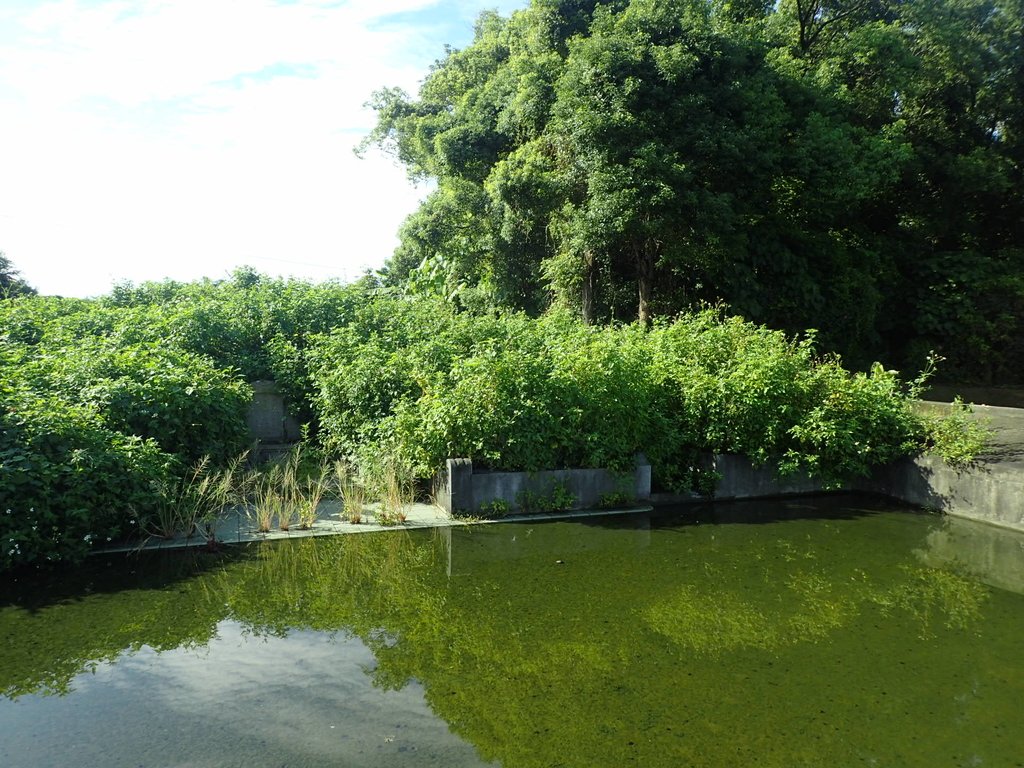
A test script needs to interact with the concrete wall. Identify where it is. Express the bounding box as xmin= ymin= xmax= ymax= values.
xmin=433 ymin=448 xmax=1024 ymax=534
xmin=859 ymin=455 xmax=1024 ymax=531
xmin=671 ymin=452 xmax=1024 ymax=535
xmin=435 ymin=455 xmax=651 ymax=515
xmin=245 ymin=381 xmax=302 ymax=456
xmin=710 ymin=453 xmax=828 ymax=499
xmin=649 ymin=453 xmax=830 ymax=506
